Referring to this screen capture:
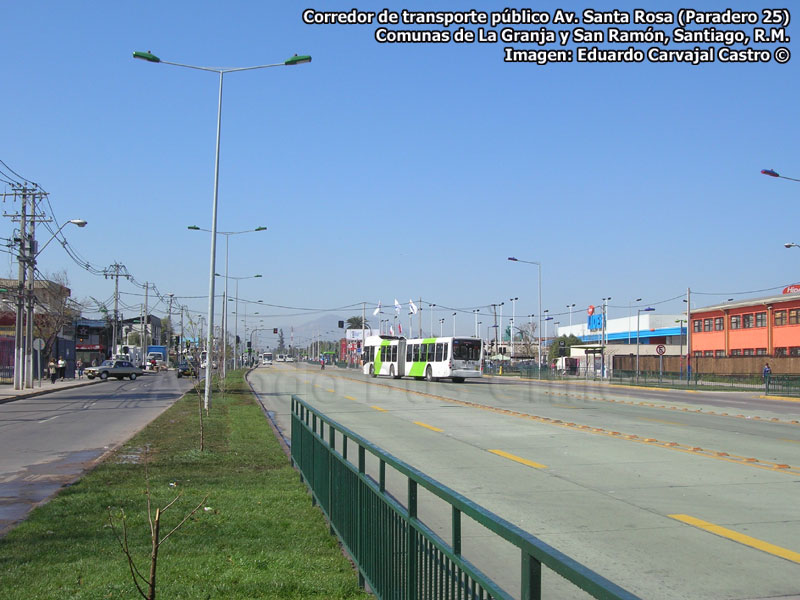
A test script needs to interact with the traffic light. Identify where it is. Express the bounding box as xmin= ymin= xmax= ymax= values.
xmin=247 ymin=341 xmax=251 ymax=349
xmin=236 ymin=335 xmax=240 ymax=344
xmin=273 ymin=328 xmax=278 ymax=334
xmin=338 ymin=320 xmax=344 ymax=328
